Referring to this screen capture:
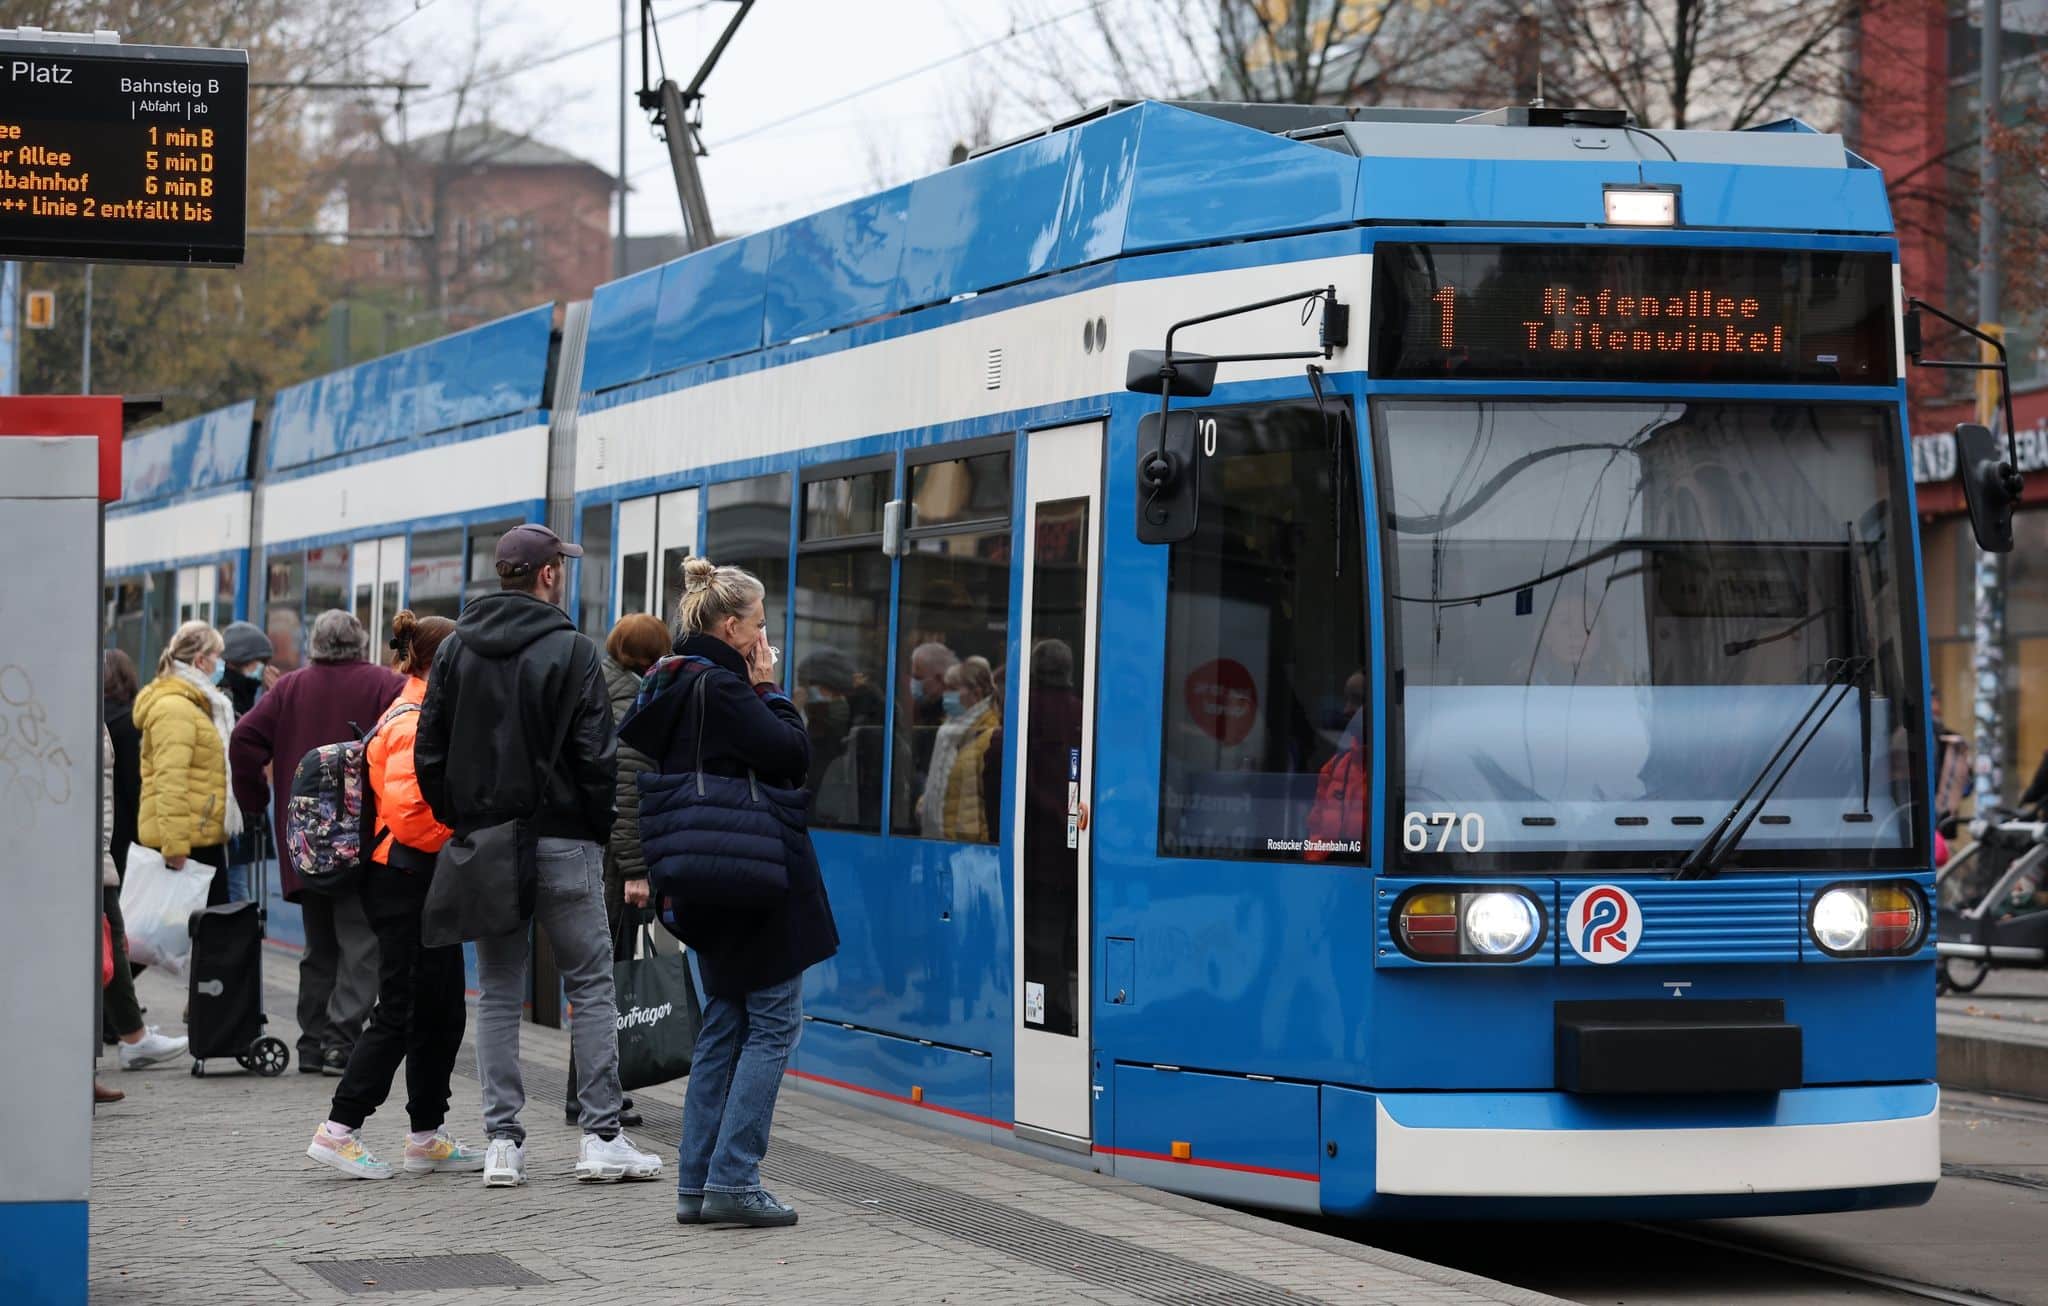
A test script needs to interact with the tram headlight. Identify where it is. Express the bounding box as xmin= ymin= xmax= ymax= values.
xmin=1464 ymin=892 xmax=1540 ymax=956
xmin=1396 ymin=887 xmax=1545 ymax=962
xmin=1809 ymin=882 xmax=1926 ymax=957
